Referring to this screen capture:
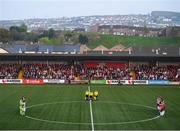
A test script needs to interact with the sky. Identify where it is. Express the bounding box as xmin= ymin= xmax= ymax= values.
xmin=0 ymin=0 xmax=180 ymax=20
